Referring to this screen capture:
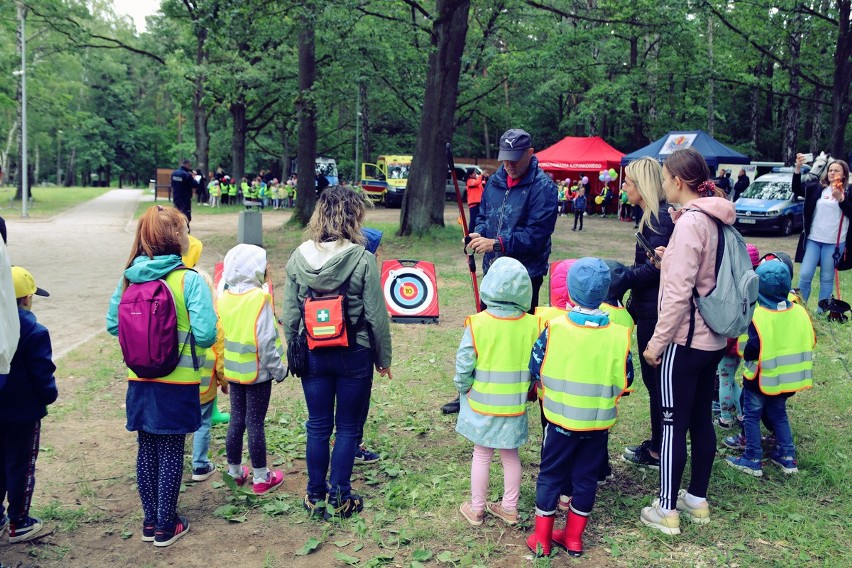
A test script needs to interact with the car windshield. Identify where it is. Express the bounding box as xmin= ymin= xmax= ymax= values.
xmin=740 ymin=180 xmax=792 ymax=201
xmin=388 ymin=164 xmax=410 ymax=180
